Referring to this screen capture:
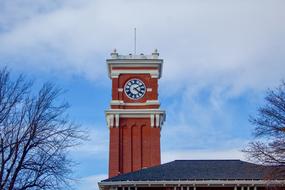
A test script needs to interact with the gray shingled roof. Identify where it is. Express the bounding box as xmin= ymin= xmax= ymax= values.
xmin=103 ymin=160 xmax=273 ymax=182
